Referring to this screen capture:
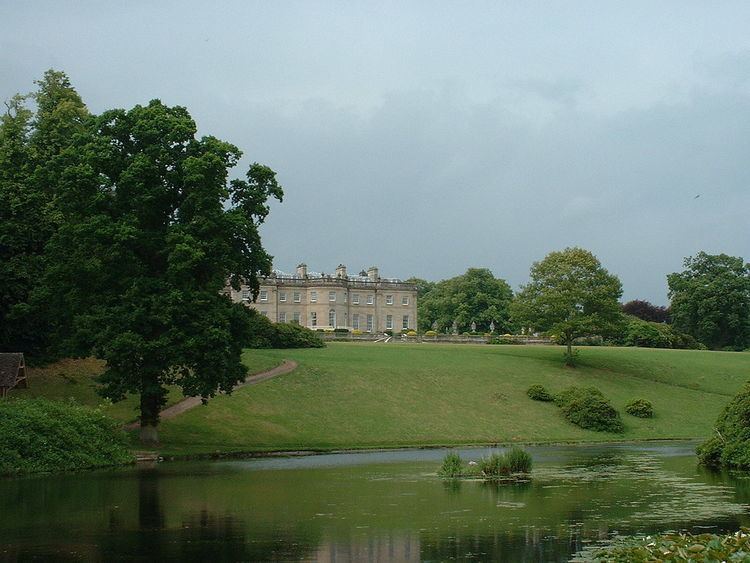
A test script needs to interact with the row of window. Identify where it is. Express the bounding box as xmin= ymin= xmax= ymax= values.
xmin=259 ymin=310 xmax=410 ymax=330
xmin=243 ymin=289 xmax=410 ymax=305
